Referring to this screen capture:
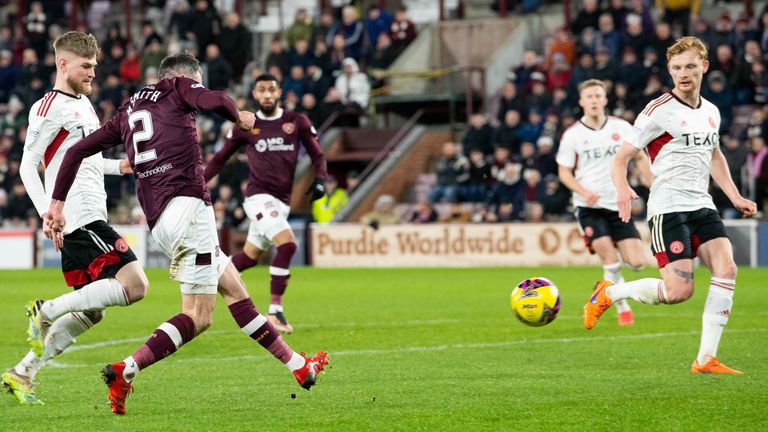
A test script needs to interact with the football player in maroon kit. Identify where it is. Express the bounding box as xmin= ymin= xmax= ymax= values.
xmin=47 ymin=54 xmax=328 ymax=415
xmin=204 ymin=74 xmax=327 ymax=333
